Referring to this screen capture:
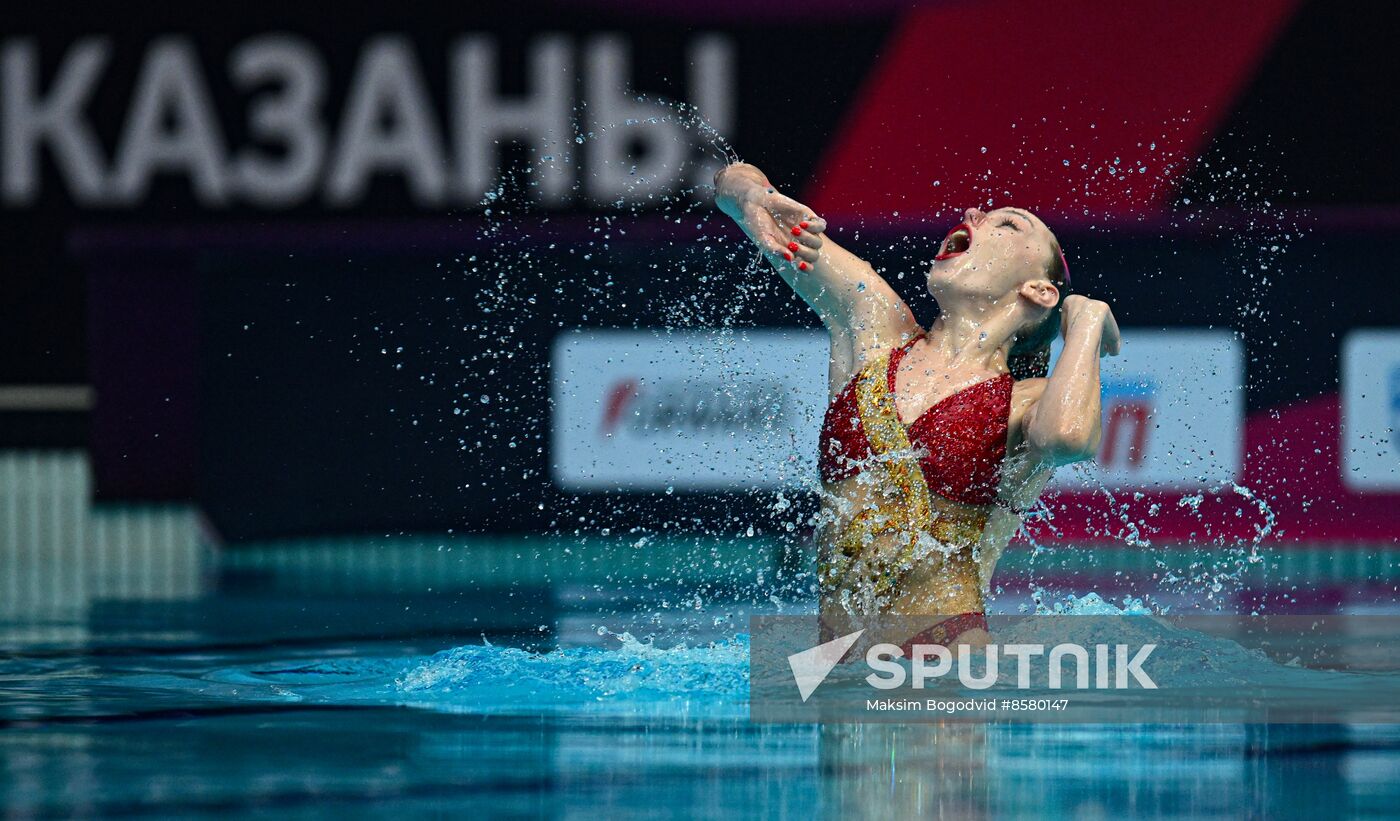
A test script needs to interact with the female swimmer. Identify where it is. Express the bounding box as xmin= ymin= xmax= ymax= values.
xmin=714 ymin=162 xmax=1120 ymax=645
